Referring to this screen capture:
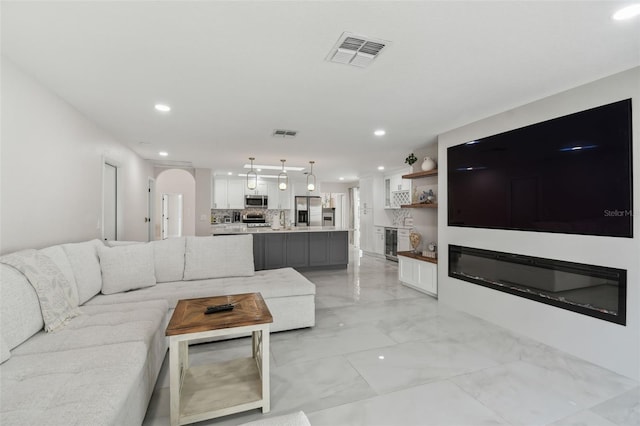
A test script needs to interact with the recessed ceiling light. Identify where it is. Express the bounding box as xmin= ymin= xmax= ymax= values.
xmin=154 ymin=103 xmax=171 ymax=112
xmin=374 ymin=129 xmax=386 ymax=136
xmin=257 ymin=168 xmax=262 ymax=172
xmin=227 ymin=172 xmax=233 ymax=175
xmin=378 ymin=166 xmax=385 ymax=171
xmin=159 ymin=151 xmax=168 ymax=156
xmin=613 ymin=4 xmax=640 ymax=20
xmin=339 ymin=177 xmax=345 ymax=181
